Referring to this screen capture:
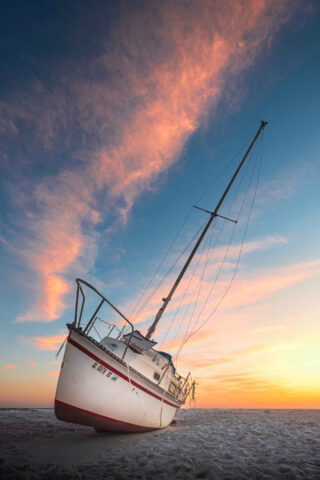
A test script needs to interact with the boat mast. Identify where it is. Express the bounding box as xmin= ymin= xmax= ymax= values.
xmin=146 ymin=121 xmax=267 ymax=339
